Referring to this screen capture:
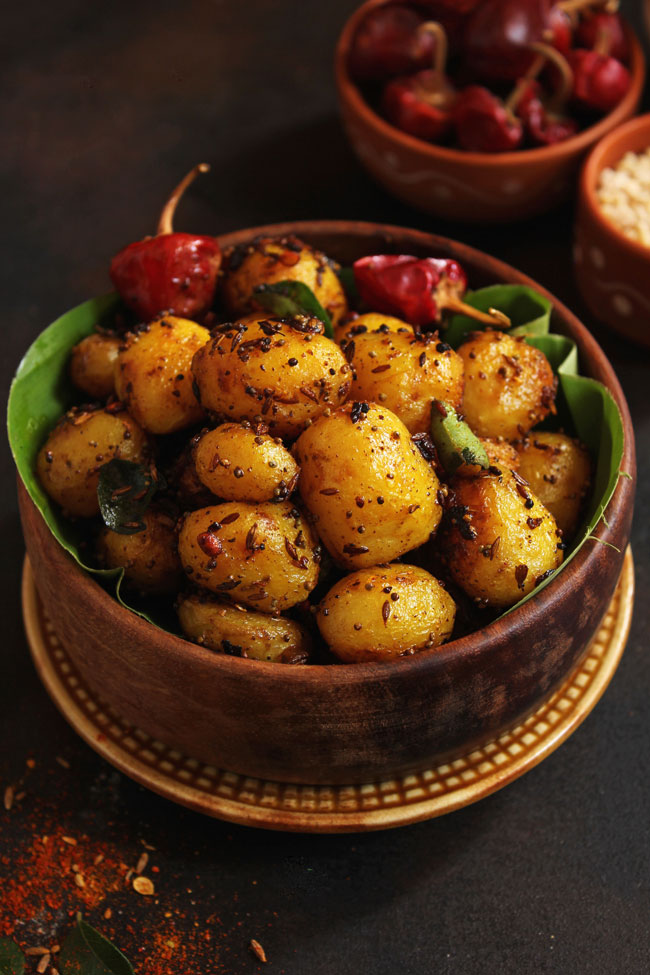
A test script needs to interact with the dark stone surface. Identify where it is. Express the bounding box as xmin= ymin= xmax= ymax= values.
xmin=1 ymin=1 xmax=649 ymax=971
